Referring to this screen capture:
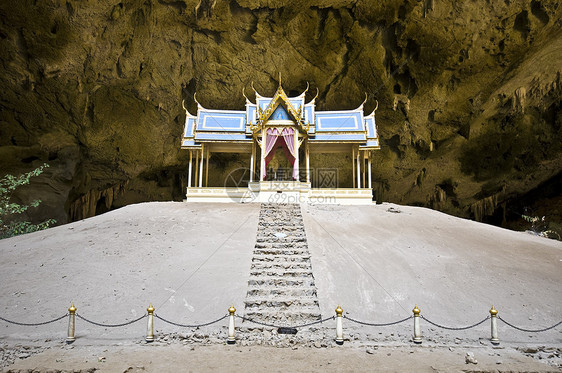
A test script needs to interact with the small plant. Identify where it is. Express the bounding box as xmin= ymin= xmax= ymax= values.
xmin=0 ymin=163 xmax=56 ymax=239
xmin=521 ymin=213 xmax=560 ymax=240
